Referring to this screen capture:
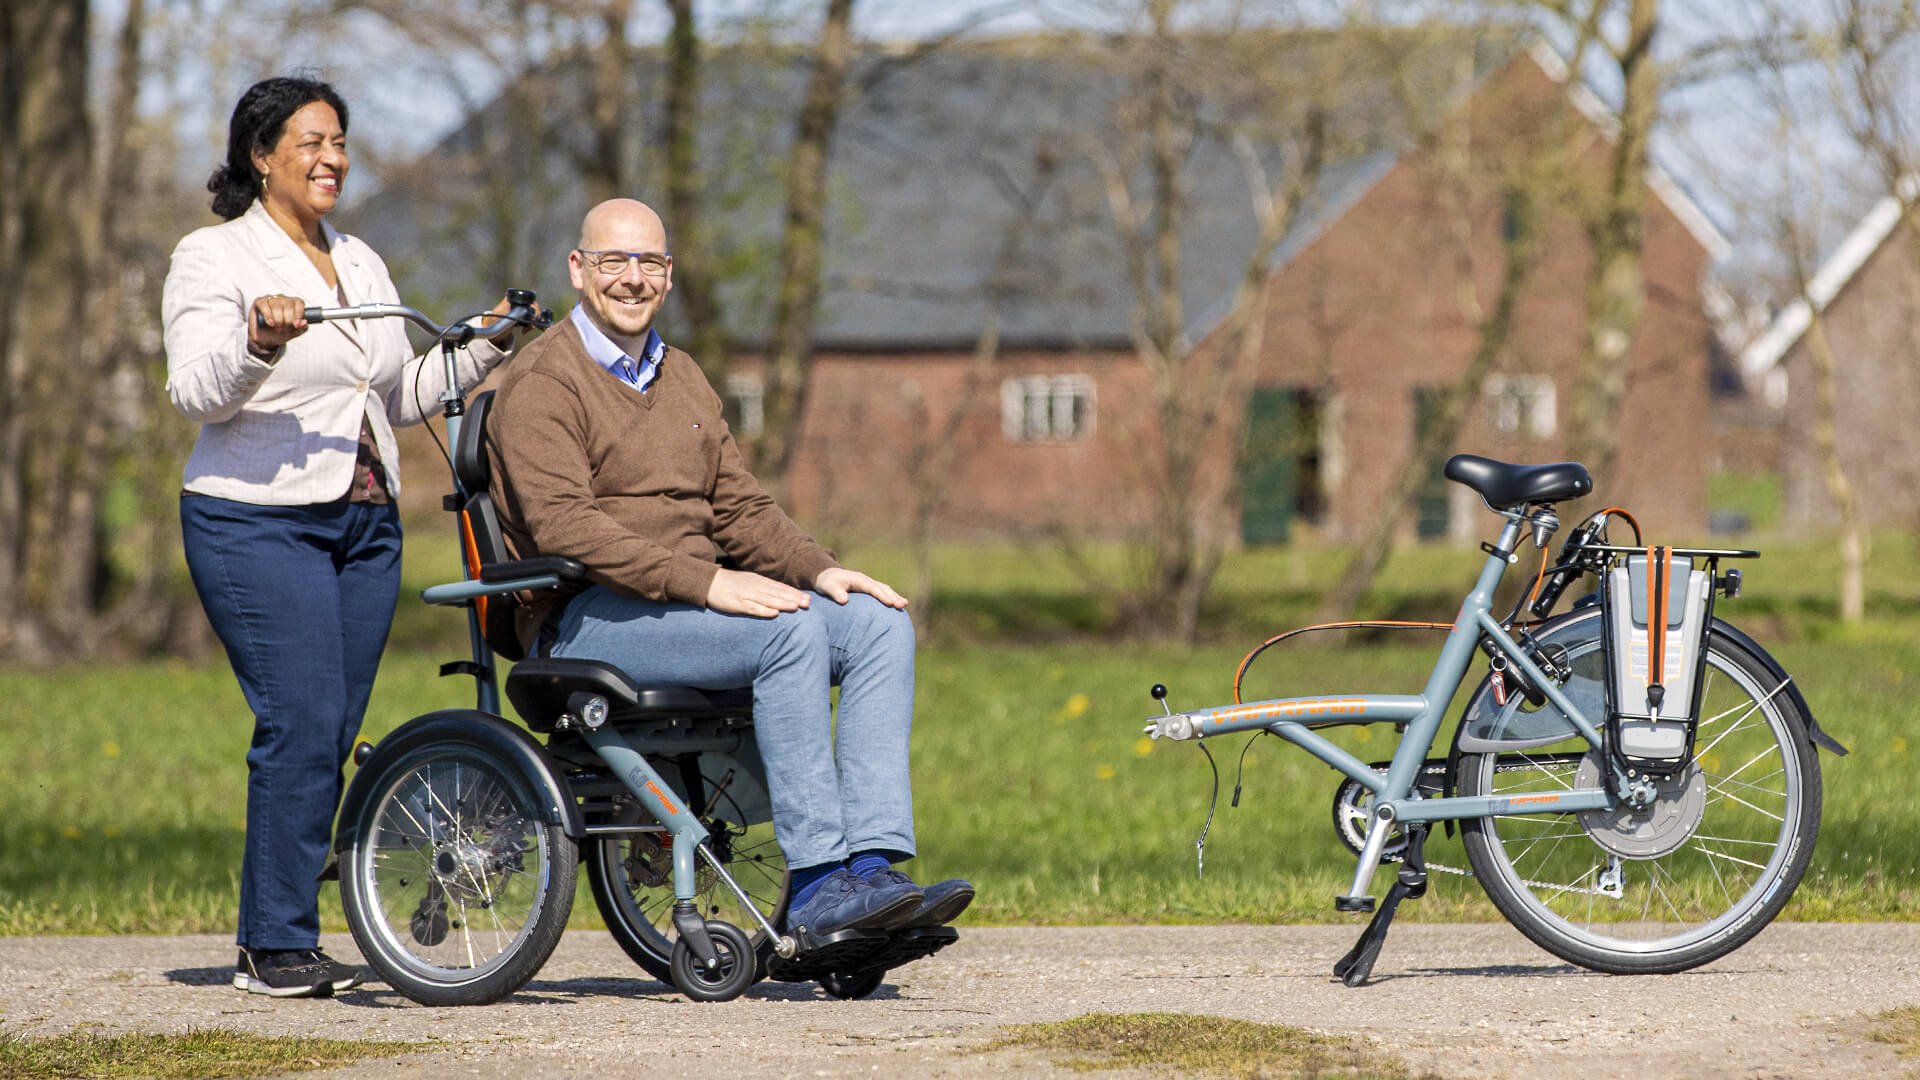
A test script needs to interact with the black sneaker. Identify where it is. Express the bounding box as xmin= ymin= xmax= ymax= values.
xmin=298 ymin=949 xmax=364 ymax=993
xmin=232 ymin=947 xmax=334 ymax=998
